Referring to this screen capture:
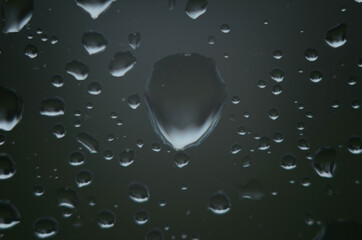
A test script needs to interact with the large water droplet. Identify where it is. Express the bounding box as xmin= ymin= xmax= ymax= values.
xmin=0 ymin=153 xmax=16 ymax=180
xmin=66 ymin=60 xmax=89 ymax=80
xmin=185 ymin=0 xmax=208 ymax=19
xmin=40 ymin=97 xmax=65 ymax=117
xmin=0 ymin=200 xmax=20 ymax=229
xmin=108 ymin=51 xmax=136 ymax=77
xmin=207 ymin=191 xmax=231 ymax=215
xmin=325 ymin=24 xmax=347 ymax=48
xmin=128 ymin=182 xmax=150 ymax=203
xmin=76 ymin=132 xmax=99 ymax=154
xmin=75 ymin=0 xmax=115 ymax=19
xmin=81 ymin=31 xmax=107 ymax=55
xmin=270 ymin=69 xmax=284 ymax=82
xmin=87 ymin=82 xmax=102 ymax=95
xmin=0 ymin=86 xmax=23 ymax=131
xmin=312 ymin=147 xmax=336 ymax=178
xmin=144 ymin=53 xmax=227 ymax=151
xmin=34 ymin=217 xmax=58 ymax=238
xmin=0 ymin=0 xmax=33 ymax=33
xmin=97 ymin=209 xmax=115 ymax=228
